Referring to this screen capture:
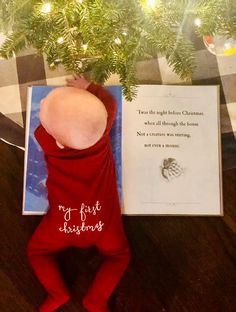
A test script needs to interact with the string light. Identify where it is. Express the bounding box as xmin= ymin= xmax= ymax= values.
xmin=147 ymin=0 xmax=155 ymax=8
xmin=54 ymin=58 xmax=62 ymax=64
xmin=194 ymin=18 xmax=202 ymax=27
xmin=82 ymin=43 xmax=88 ymax=51
xmin=41 ymin=2 xmax=52 ymax=14
xmin=114 ymin=38 xmax=121 ymax=45
xmin=57 ymin=37 xmax=64 ymax=44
